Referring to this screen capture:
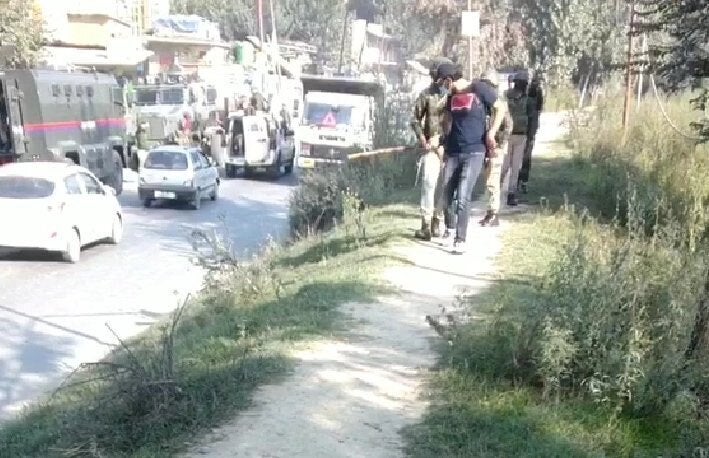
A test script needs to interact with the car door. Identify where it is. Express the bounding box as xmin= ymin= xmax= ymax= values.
xmin=62 ymin=172 xmax=90 ymax=242
xmin=242 ymin=116 xmax=269 ymax=164
xmin=190 ymin=151 xmax=206 ymax=191
xmin=77 ymin=172 xmax=109 ymax=243
xmin=200 ymin=153 xmax=217 ymax=189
